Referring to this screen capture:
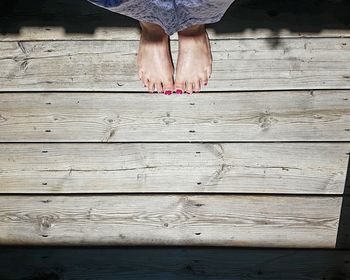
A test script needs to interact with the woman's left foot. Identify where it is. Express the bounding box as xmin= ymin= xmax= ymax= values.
xmin=175 ymin=25 xmax=212 ymax=94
